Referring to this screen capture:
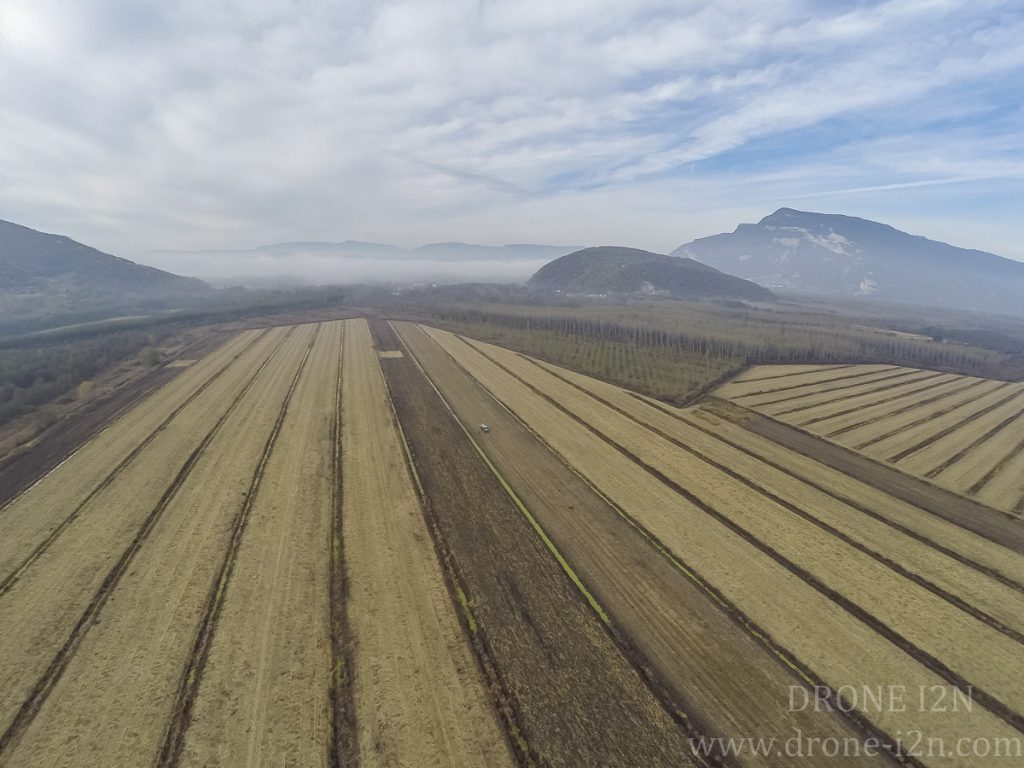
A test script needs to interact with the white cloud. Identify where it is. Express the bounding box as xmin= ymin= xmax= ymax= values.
xmin=0 ymin=0 xmax=1021 ymax=272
